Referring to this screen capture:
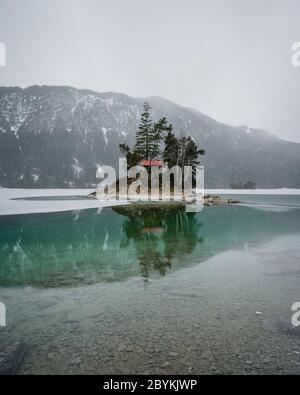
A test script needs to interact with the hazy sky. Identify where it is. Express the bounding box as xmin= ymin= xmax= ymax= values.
xmin=0 ymin=0 xmax=300 ymax=141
